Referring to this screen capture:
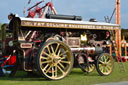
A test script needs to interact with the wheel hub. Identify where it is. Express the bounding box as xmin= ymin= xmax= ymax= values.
xmin=102 ymin=63 xmax=108 ymax=67
xmin=51 ymin=54 xmax=61 ymax=64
